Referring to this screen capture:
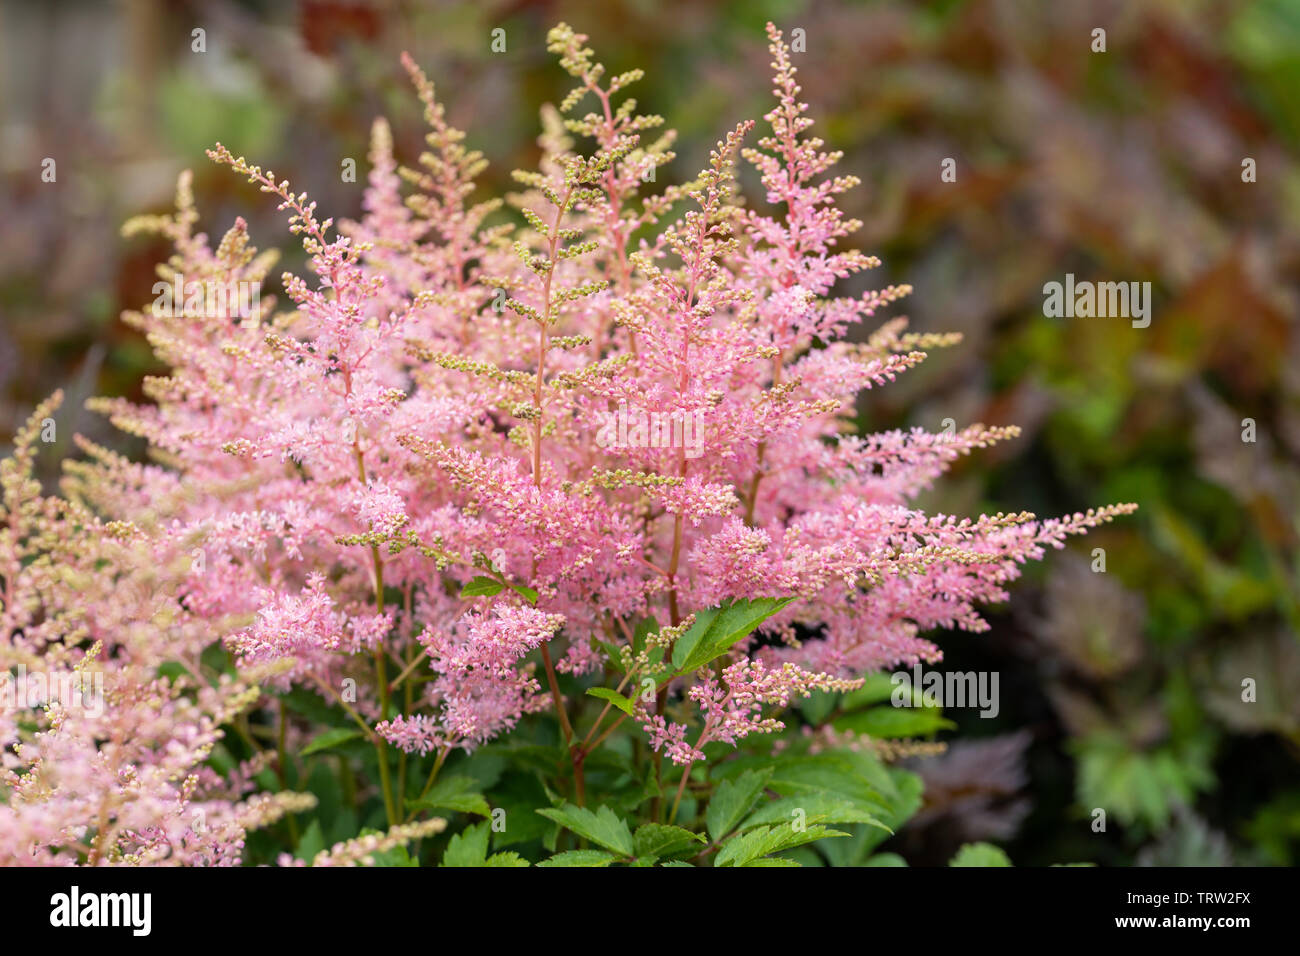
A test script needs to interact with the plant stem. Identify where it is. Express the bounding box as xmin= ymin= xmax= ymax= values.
xmin=589 ymin=712 xmax=629 ymax=753
xmin=669 ymin=762 xmax=693 ymax=824
xmin=407 ymin=746 xmax=450 ymax=822
xmin=277 ymin=699 xmax=299 ymax=845
xmin=539 ymin=643 xmax=574 ymax=746
xmin=572 ymin=749 xmax=586 ymax=807
xmin=355 ymin=443 xmax=398 ymax=827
